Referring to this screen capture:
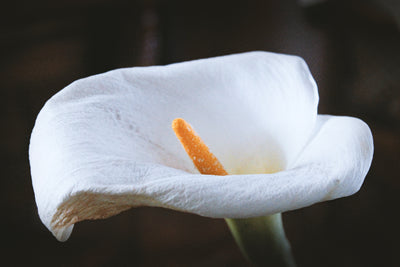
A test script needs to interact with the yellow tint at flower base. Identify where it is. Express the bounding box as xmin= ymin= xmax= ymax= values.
xmin=172 ymin=118 xmax=296 ymax=267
